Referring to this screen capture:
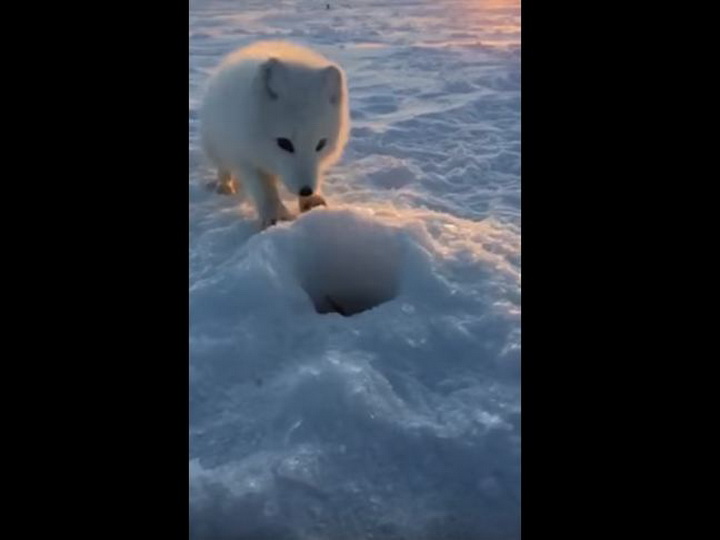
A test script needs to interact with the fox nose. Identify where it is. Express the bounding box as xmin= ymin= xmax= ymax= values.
xmin=299 ymin=186 xmax=313 ymax=197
